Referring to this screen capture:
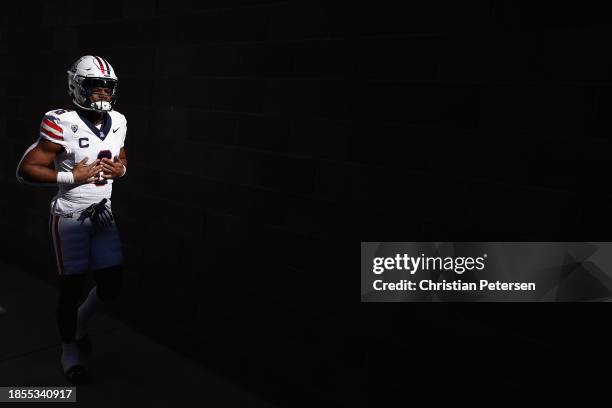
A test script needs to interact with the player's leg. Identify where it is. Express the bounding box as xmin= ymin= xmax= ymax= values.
xmin=50 ymin=213 xmax=91 ymax=383
xmin=75 ymin=265 xmax=123 ymax=354
xmin=94 ymin=265 xmax=123 ymax=301
xmin=76 ymin=206 xmax=123 ymax=353
xmin=56 ymin=274 xmax=87 ymax=381
xmin=57 ymin=275 xmax=86 ymax=343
